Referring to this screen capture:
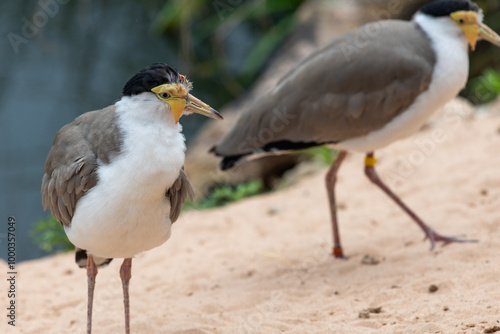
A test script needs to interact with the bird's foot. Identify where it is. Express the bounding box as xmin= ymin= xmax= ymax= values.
xmin=332 ymin=246 xmax=349 ymax=259
xmin=423 ymin=228 xmax=478 ymax=250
